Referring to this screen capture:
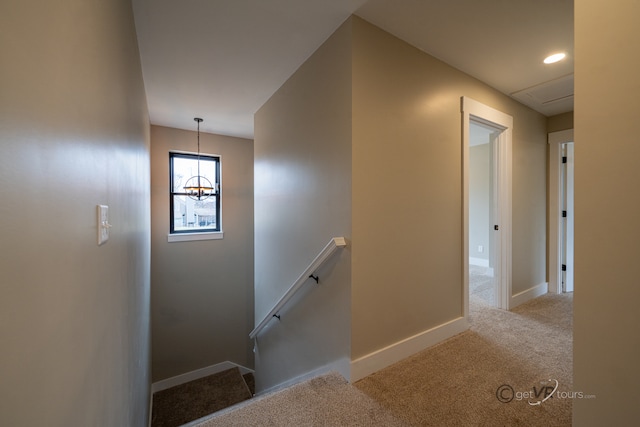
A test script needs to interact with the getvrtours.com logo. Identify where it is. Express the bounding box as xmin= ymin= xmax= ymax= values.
xmin=496 ymin=379 xmax=596 ymax=405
